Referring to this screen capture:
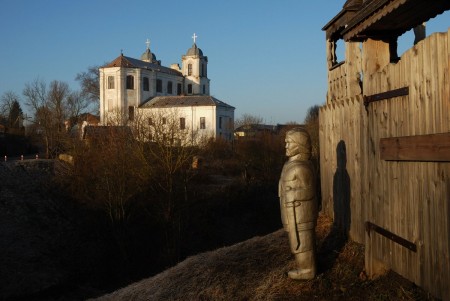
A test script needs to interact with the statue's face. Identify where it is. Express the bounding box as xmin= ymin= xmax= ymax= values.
xmin=285 ymin=136 xmax=300 ymax=157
